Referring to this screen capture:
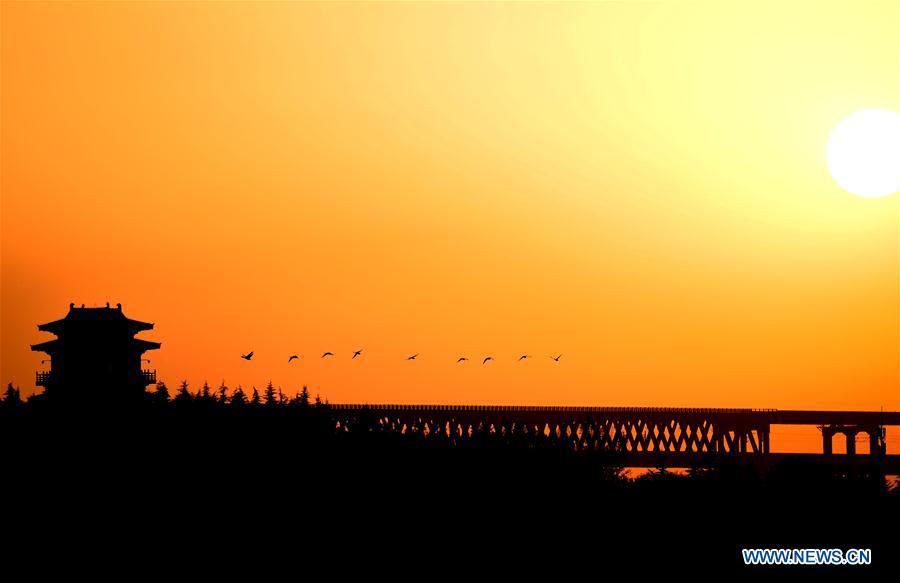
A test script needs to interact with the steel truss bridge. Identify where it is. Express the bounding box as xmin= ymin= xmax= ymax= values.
xmin=329 ymin=405 xmax=900 ymax=472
